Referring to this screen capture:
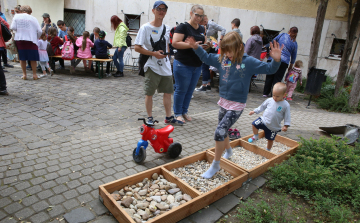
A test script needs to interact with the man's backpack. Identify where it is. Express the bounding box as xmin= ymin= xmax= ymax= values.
xmin=61 ymin=36 xmax=74 ymax=60
xmin=126 ymin=33 xmax=132 ymax=47
xmin=138 ymin=25 xmax=166 ymax=77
